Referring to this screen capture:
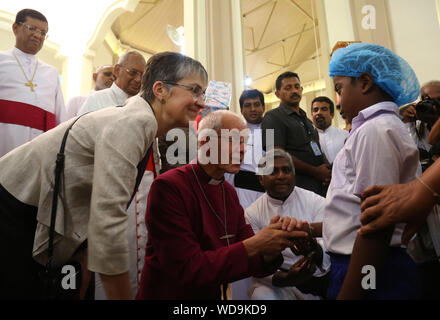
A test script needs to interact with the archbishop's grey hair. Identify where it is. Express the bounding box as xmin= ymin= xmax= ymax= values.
xmin=198 ymin=110 xmax=245 ymax=133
